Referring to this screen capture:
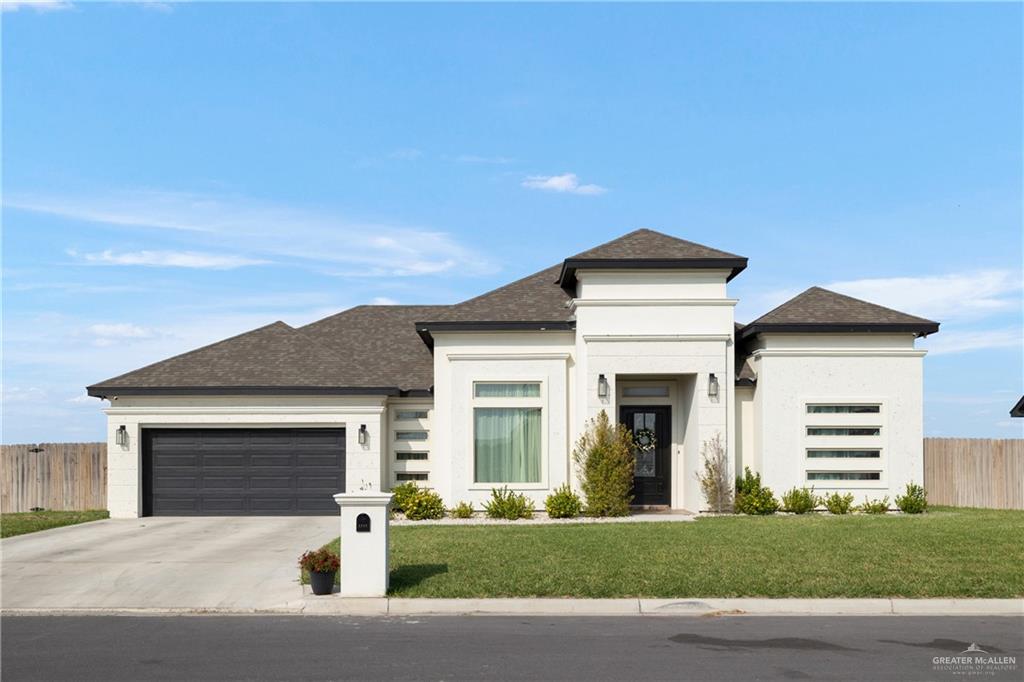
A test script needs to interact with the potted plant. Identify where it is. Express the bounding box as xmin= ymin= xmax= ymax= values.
xmin=299 ymin=548 xmax=340 ymax=595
